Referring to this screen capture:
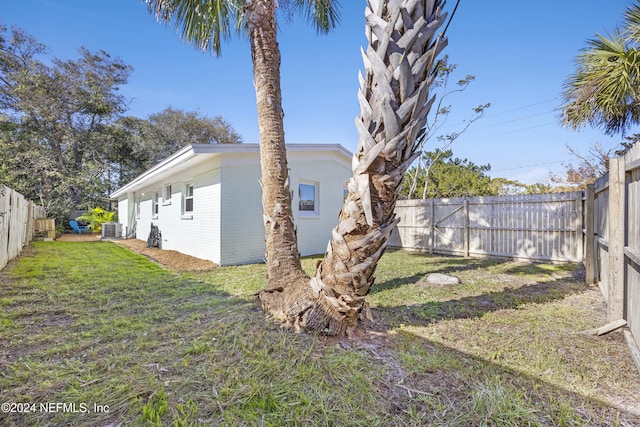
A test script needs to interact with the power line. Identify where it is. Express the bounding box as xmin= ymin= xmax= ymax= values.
xmin=464 ymin=122 xmax=557 ymax=140
xmin=481 ymin=98 xmax=559 ymax=119
xmin=435 ymin=99 xmax=560 ymax=134
xmin=471 ymin=111 xmax=554 ymax=131
xmin=493 ymin=159 xmax=570 ymax=172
